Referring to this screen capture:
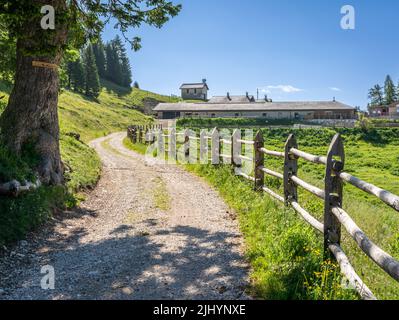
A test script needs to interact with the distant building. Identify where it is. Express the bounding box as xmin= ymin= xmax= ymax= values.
xmin=180 ymin=79 xmax=209 ymax=100
xmin=369 ymin=103 xmax=399 ymax=119
xmin=154 ymin=91 xmax=356 ymax=120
